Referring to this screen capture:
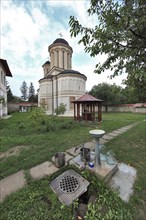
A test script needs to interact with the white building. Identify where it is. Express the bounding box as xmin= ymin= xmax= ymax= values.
xmin=38 ymin=38 xmax=87 ymax=116
xmin=0 ymin=59 xmax=12 ymax=117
